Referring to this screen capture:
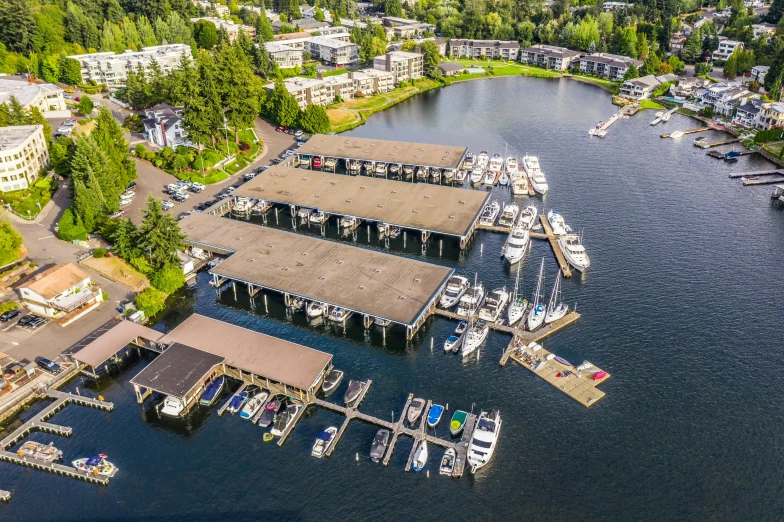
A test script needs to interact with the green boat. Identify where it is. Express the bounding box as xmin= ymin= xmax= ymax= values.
xmin=450 ymin=410 xmax=468 ymax=436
